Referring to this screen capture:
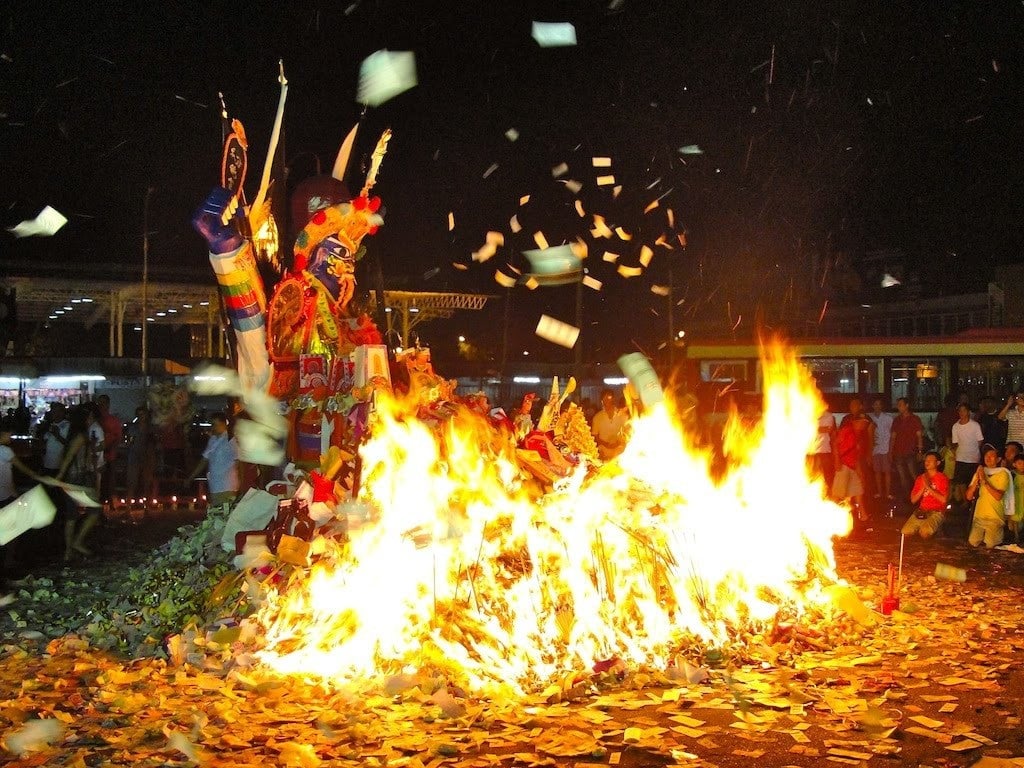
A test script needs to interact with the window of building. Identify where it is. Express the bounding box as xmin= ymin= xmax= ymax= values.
xmin=700 ymin=360 xmax=748 ymax=384
xmin=862 ymin=358 xmax=884 ymax=396
xmin=804 ymin=358 xmax=857 ymax=393
xmin=891 ymin=359 xmax=946 ymax=411
xmin=957 ymin=357 xmax=1024 ymax=405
